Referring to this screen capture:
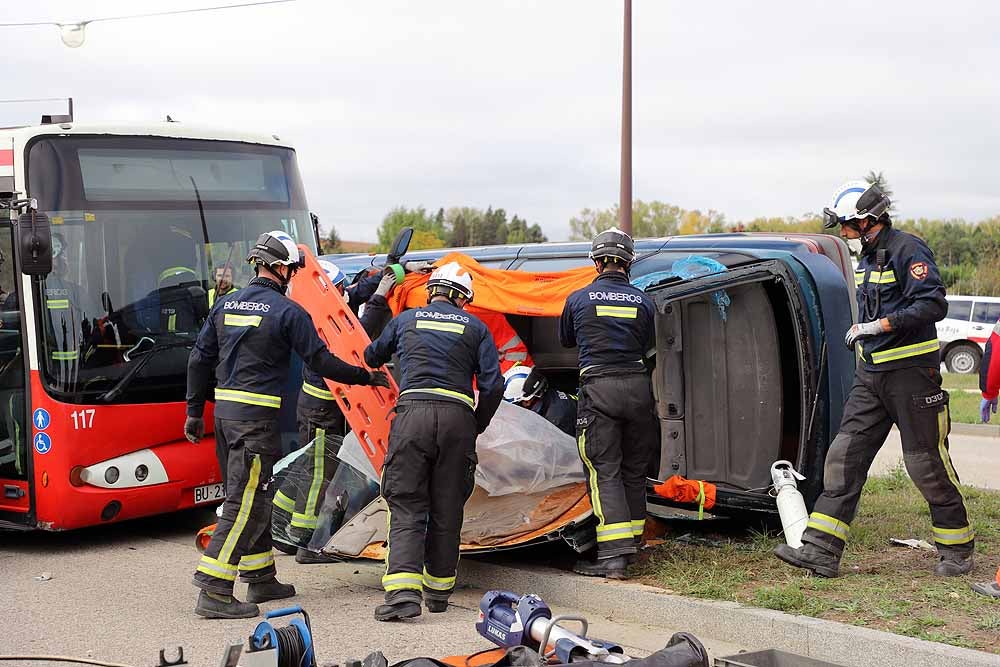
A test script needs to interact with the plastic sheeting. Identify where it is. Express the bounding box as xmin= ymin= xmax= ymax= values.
xmin=631 ymin=255 xmax=731 ymax=321
xmin=475 ymin=401 xmax=584 ymax=496
xmin=336 ymin=401 xmax=585 ymax=497
xmin=271 ymin=434 xmax=380 ymax=551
